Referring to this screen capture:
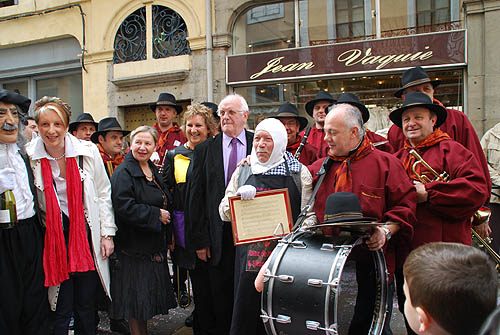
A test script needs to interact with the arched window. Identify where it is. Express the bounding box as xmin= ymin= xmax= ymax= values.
xmin=113 ymin=5 xmax=190 ymax=64
xmin=113 ymin=7 xmax=147 ymax=64
xmin=152 ymin=5 xmax=191 ymax=59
